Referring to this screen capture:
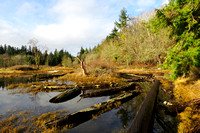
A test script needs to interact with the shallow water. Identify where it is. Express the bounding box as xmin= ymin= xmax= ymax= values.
xmin=0 ymin=79 xmax=176 ymax=132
